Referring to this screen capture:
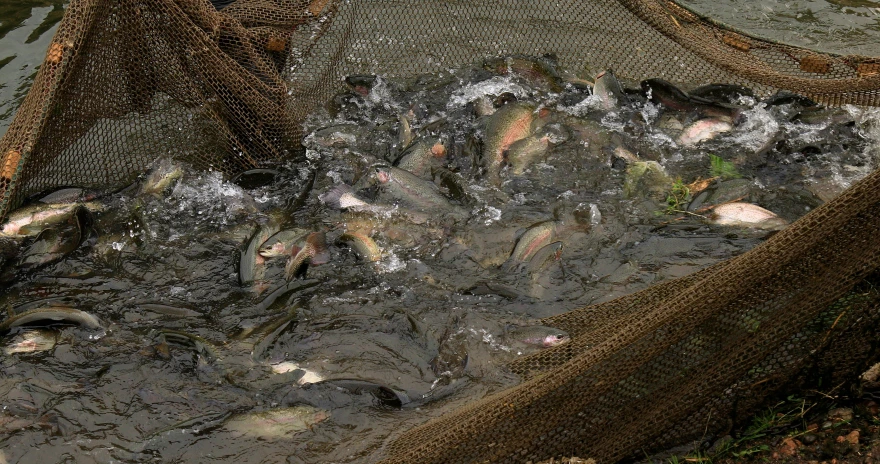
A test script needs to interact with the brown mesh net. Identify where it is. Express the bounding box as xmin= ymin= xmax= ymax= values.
xmin=4 ymin=0 xmax=880 ymax=462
